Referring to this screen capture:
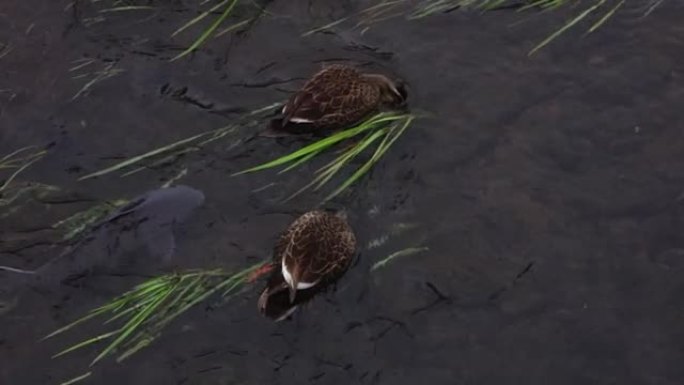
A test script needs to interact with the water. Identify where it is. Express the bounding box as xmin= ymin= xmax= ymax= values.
xmin=1 ymin=1 xmax=683 ymax=384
